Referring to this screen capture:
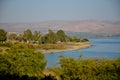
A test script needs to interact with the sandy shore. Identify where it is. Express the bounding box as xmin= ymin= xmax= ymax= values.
xmin=38 ymin=42 xmax=93 ymax=54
